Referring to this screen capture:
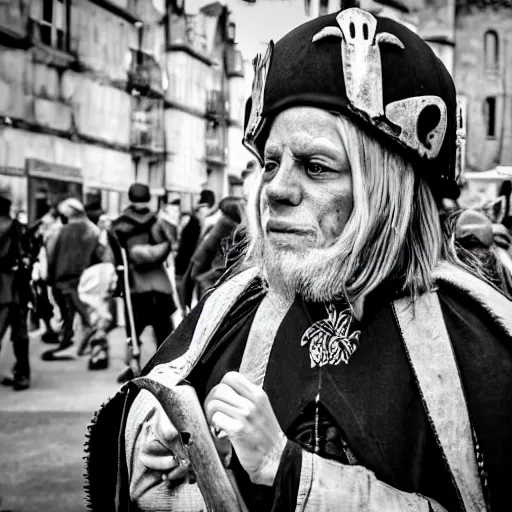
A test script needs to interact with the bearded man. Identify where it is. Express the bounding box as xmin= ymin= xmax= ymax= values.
xmin=85 ymin=9 xmax=511 ymax=512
